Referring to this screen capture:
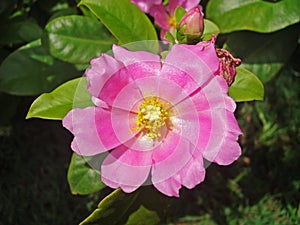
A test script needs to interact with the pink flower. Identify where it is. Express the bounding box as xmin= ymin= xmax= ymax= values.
xmin=131 ymin=0 xmax=162 ymax=13
xmin=132 ymin=0 xmax=201 ymax=39
xmin=63 ymin=40 xmax=242 ymax=197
